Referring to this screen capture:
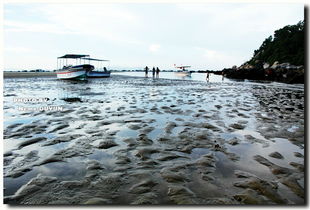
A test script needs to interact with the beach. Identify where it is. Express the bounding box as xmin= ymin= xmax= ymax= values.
xmin=3 ymin=74 xmax=304 ymax=204
xmin=4 ymin=72 xmax=56 ymax=78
